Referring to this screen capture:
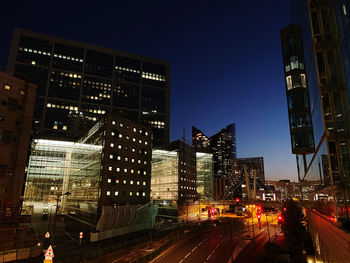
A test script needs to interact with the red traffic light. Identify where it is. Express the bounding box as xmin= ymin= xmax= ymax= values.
xmin=257 ymin=213 xmax=261 ymax=220
xmin=278 ymin=215 xmax=283 ymax=221
xmin=283 ymin=207 xmax=287 ymax=212
xmin=235 ymin=198 xmax=240 ymax=203
xmin=257 ymin=205 xmax=262 ymax=211
xmin=210 ymin=208 xmax=215 ymax=214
